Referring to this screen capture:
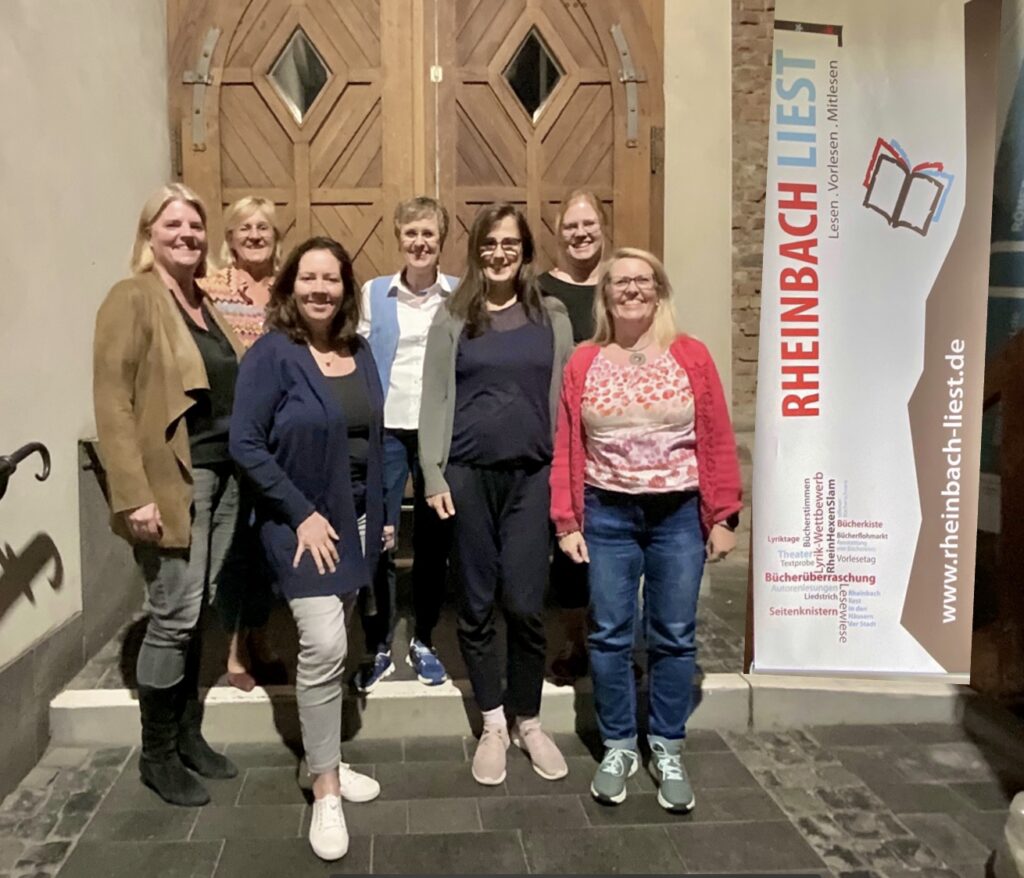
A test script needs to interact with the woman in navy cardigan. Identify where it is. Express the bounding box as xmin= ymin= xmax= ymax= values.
xmin=229 ymin=236 xmax=389 ymax=863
